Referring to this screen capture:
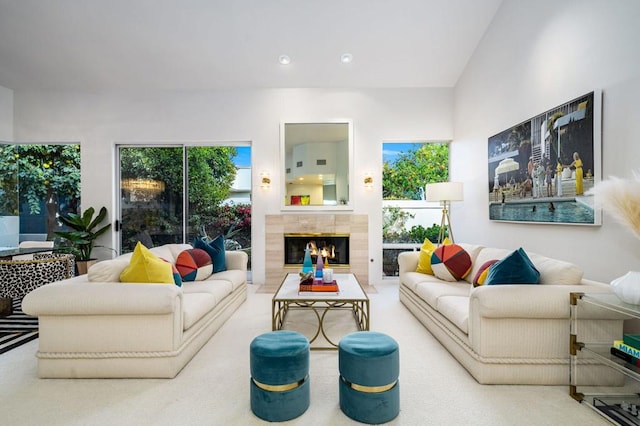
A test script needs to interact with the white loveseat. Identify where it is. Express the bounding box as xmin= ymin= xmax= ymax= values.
xmin=22 ymin=243 xmax=248 ymax=379
xmin=398 ymin=243 xmax=625 ymax=385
